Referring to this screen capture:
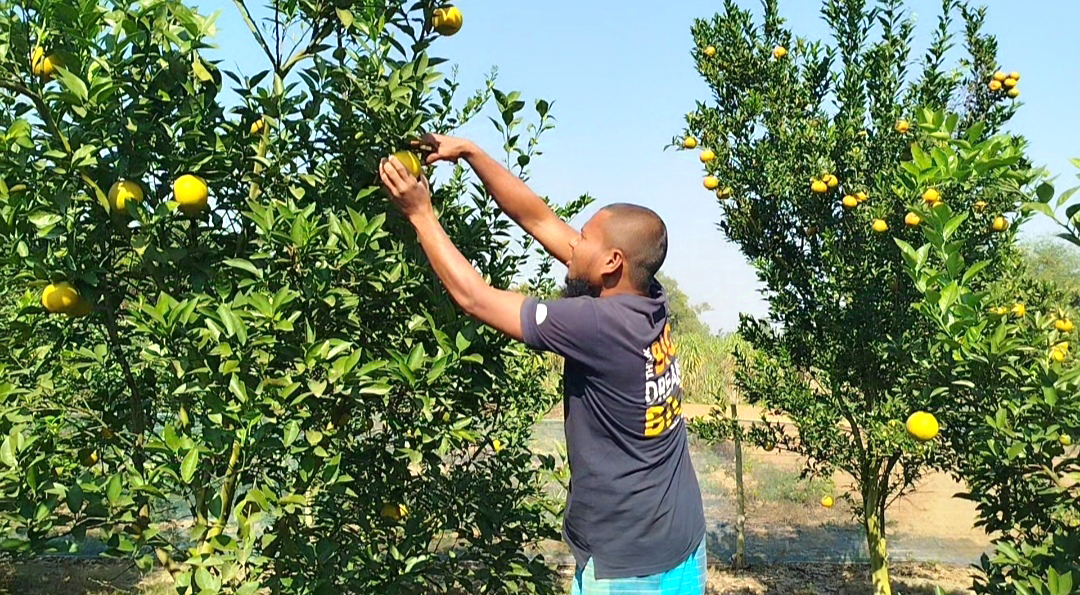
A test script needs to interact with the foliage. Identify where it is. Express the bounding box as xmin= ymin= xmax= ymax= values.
xmin=1019 ymin=236 xmax=1080 ymax=305
xmin=656 ymin=272 xmax=711 ymax=337
xmin=0 ymin=1 xmax=581 ymax=594
xmin=683 ymin=1 xmax=1027 ymax=593
xmin=676 ymin=331 xmax=743 ymax=405
xmin=903 ymin=206 xmax=1080 ymax=595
